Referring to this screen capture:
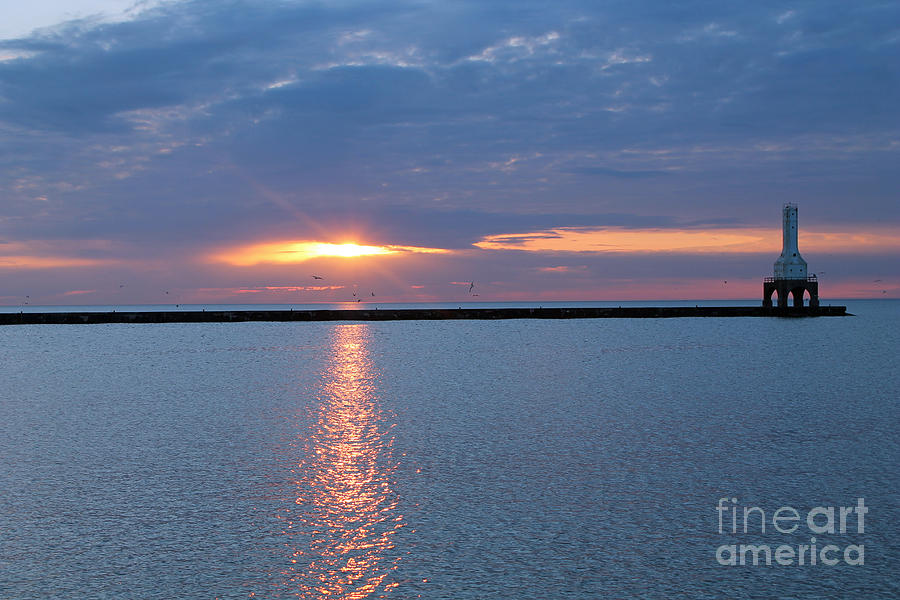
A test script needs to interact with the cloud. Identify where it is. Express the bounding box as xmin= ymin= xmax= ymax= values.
xmin=0 ymin=239 xmax=120 ymax=269
xmin=561 ymin=166 xmax=672 ymax=178
xmin=474 ymin=226 xmax=900 ymax=255
xmin=233 ymin=285 xmax=345 ymax=293
xmin=536 ymin=265 xmax=588 ymax=273
xmin=0 ymin=255 xmax=110 ymax=269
